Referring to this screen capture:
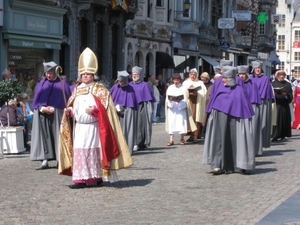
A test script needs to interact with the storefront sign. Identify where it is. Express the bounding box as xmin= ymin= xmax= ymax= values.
xmin=27 ymin=16 xmax=47 ymax=32
xmin=231 ymin=10 xmax=252 ymax=21
xmin=9 ymin=39 xmax=61 ymax=49
xmin=218 ymin=18 xmax=235 ymax=29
